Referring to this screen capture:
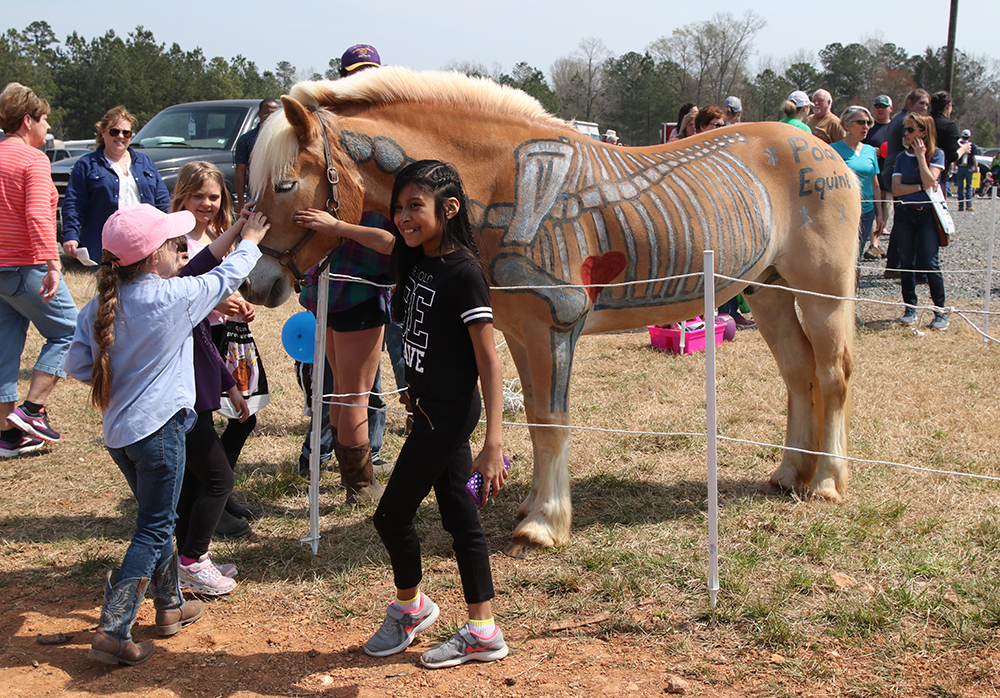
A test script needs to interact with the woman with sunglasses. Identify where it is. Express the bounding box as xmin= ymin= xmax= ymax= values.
xmin=62 ymin=106 xmax=171 ymax=266
xmin=892 ymin=113 xmax=948 ymax=330
xmin=832 ymin=106 xmax=883 ymax=260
